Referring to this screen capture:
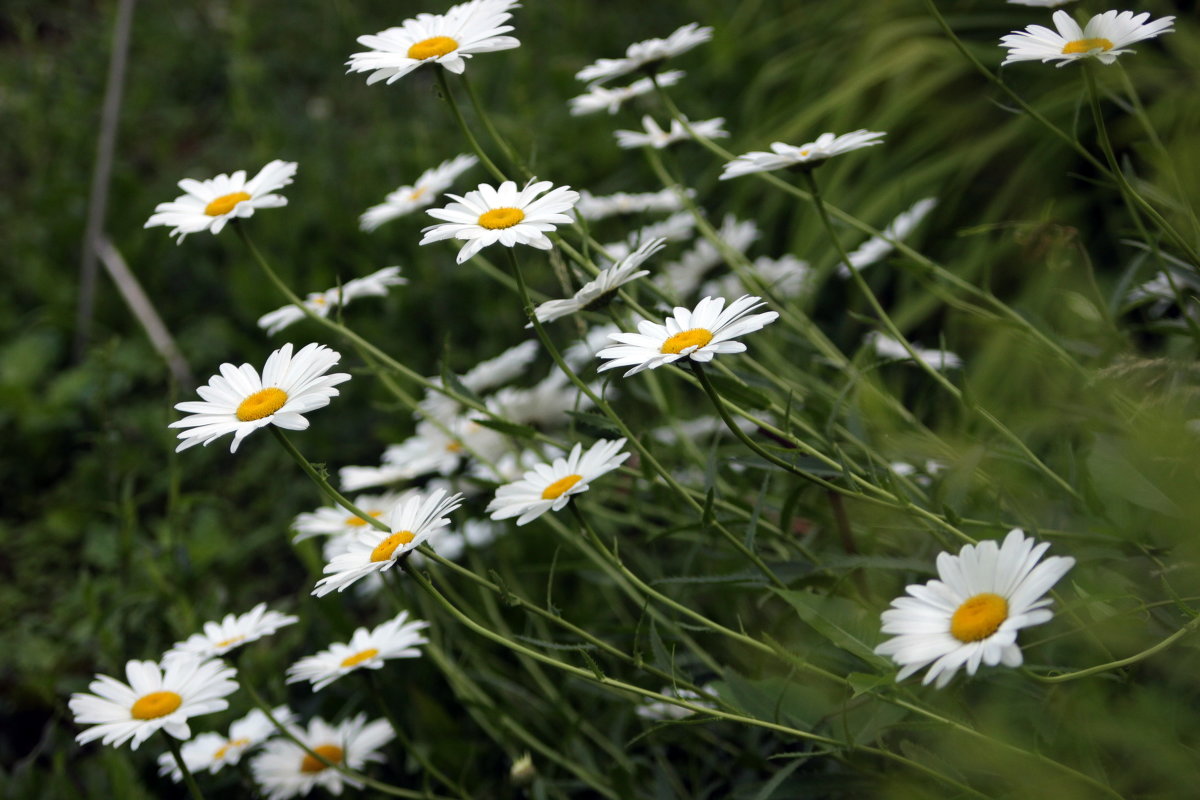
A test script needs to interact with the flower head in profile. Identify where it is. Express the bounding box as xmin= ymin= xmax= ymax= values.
xmin=1000 ymin=10 xmax=1174 ymax=67
xmin=360 ymin=155 xmax=478 ymax=231
xmin=314 ymin=488 xmax=464 ymax=596
xmin=145 ymin=160 xmax=297 ymax=242
xmin=720 ymin=131 xmax=885 ymax=179
xmin=257 ymin=267 xmax=406 ymax=335
xmin=70 ymin=657 xmax=238 ymax=750
xmin=533 ymin=238 xmax=665 ymax=324
xmin=576 ymin=23 xmax=712 ymax=84
xmin=170 ymin=343 xmax=351 ymax=453
xmin=875 ymin=529 xmax=1075 ymax=688
xmin=568 ymin=70 xmax=684 ymax=116
xmin=286 ymin=611 xmax=430 ymax=691
xmin=487 ymin=438 xmax=629 ymax=525
xmin=157 ymin=706 xmax=294 ymax=782
xmin=574 ymin=188 xmax=690 ymax=221
xmin=347 ymin=0 xmax=520 ymax=84
xmin=421 ymin=179 xmax=579 ymax=263
xmin=164 ymin=604 xmax=299 ymax=664
xmin=837 ymin=197 xmax=937 ymax=277
xmin=292 ymin=491 xmax=412 ymax=543
xmin=597 ymin=295 xmax=778 ymax=377
xmin=251 ymin=714 xmax=394 ymax=800
xmin=615 ymin=115 xmax=728 ymax=150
